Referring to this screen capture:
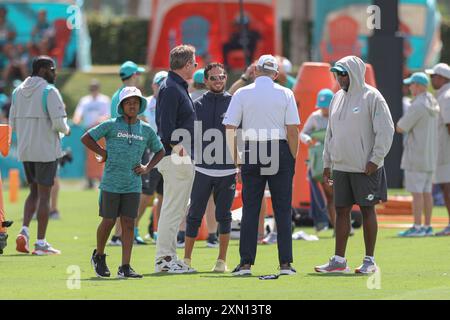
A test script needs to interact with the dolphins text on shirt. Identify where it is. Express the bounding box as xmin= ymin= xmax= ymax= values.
xmin=117 ymin=131 xmax=144 ymax=141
